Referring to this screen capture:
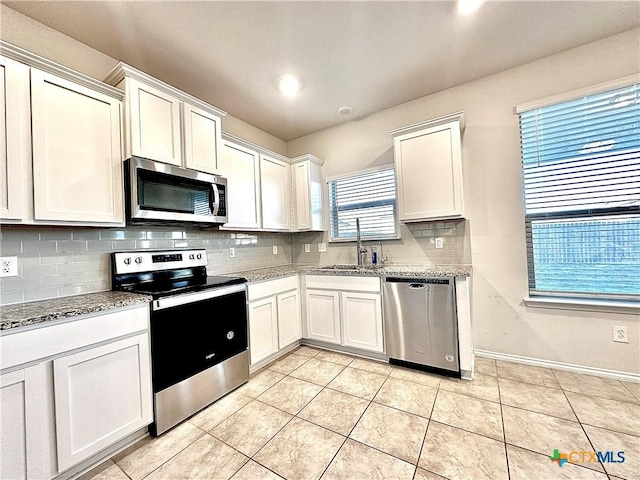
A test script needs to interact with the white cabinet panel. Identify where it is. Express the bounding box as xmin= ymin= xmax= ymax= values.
xmin=1 ymin=364 xmax=56 ymax=480
xmin=391 ymin=113 xmax=464 ymax=222
xmin=53 ymin=333 xmax=152 ymax=472
xmin=127 ymin=77 xmax=181 ymax=166
xmin=292 ymin=156 xmax=324 ymax=232
xmin=30 ymin=69 xmax=124 ymax=224
xmin=341 ymin=292 xmax=384 ymax=353
xmin=305 ymin=289 xmax=341 ymax=345
xmin=260 ymin=154 xmax=291 ymax=231
xmin=182 ymin=102 xmax=221 ymax=174
xmin=0 ymin=56 xmax=28 ymax=221
xmin=248 ymin=296 xmax=279 ymax=365
xmin=277 ymin=290 xmax=301 ymax=349
xmin=220 ymin=140 xmax=261 ymax=229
